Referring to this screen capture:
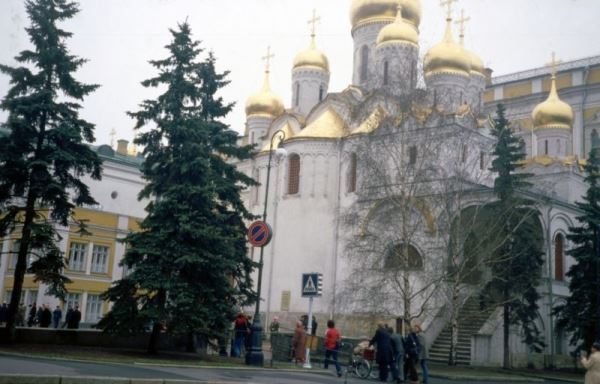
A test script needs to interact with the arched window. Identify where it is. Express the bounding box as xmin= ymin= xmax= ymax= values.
xmin=360 ymin=45 xmax=369 ymax=83
xmin=347 ymin=153 xmax=357 ymax=193
xmin=288 ymin=154 xmax=300 ymax=195
xmin=385 ymin=243 xmax=423 ymax=270
xmin=295 ymin=82 xmax=300 ymax=107
xmin=544 ymin=140 xmax=549 ymax=155
xmin=461 ymin=145 xmax=468 ymax=163
xmin=383 ymin=61 xmax=389 ymax=85
xmin=409 ymin=146 xmax=417 ymax=165
xmin=555 ymin=233 xmax=564 ymax=281
xmin=479 ymin=151 xmax=485 ymax=170
xmin=319 ymin=85 xmax=324 ymax=101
